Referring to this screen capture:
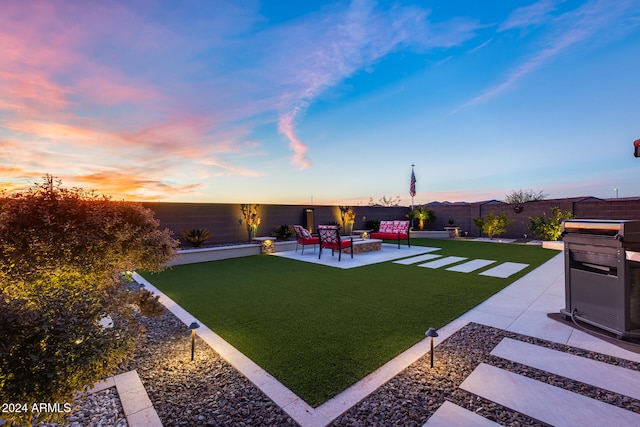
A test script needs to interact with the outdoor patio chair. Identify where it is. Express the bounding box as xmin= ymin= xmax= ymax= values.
xmin=293 ymin=224 xmax=319 ymax=254
xmin=317 ymin=225 xmax=353 ymax=261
